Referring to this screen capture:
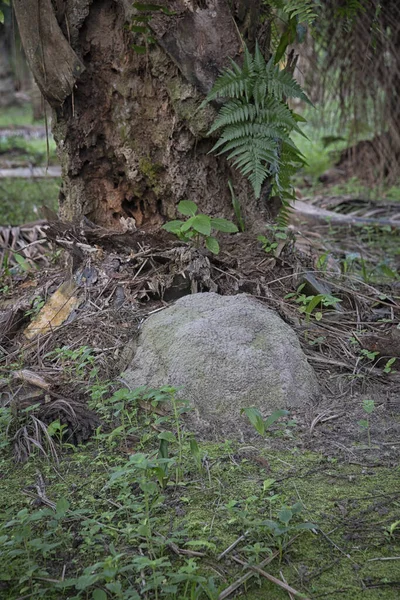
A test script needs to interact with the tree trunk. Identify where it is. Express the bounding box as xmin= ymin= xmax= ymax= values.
xmin=13 ymin=0 xmax=272 ymax=230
